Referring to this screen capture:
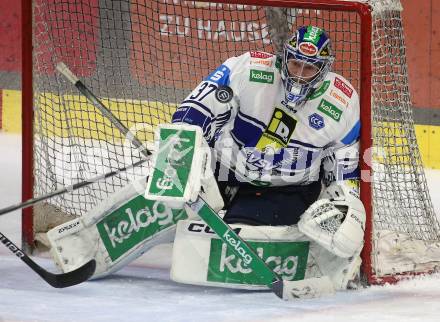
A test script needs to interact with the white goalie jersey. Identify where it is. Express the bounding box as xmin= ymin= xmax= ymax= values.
xmin=172 ymin=51 xmax=360 ymax=186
